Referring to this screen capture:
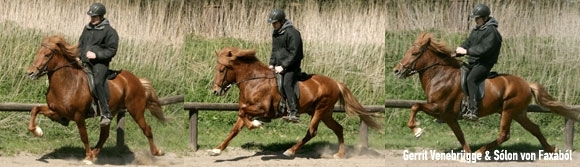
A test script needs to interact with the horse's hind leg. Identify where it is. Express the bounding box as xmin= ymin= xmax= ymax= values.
xmin=283 ymin=110 xmax=325 ymax=158
xmin=513 ymin=113 xmax=556 ymax=152
xmin=320 ymin=113 xmax=345 ymax=158
xmin=475 ymin=112 xmax=513 ymax=153
xmin=127 ymin=105 xmax=163 ymax=156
